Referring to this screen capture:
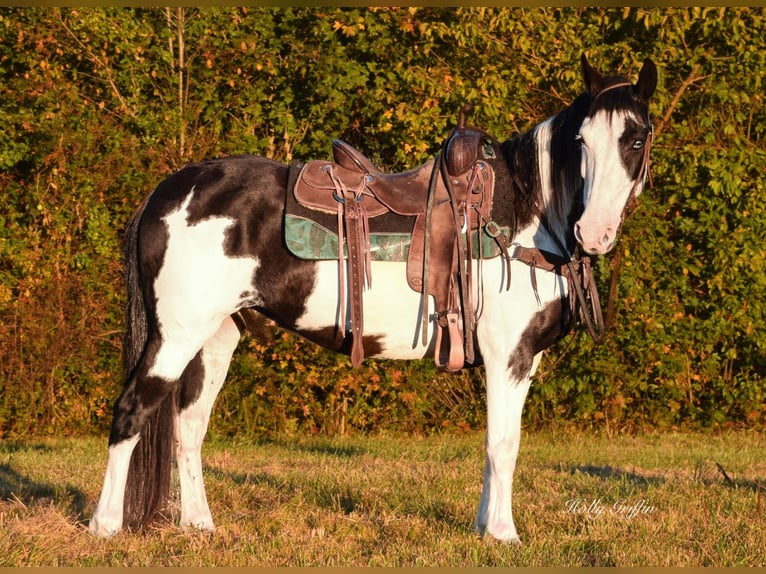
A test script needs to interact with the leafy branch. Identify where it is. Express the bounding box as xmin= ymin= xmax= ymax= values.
xmin=55 ymin=9 xmax=137 ymax=120
xmin=654 ymin=51 xmax=710 ymax=139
